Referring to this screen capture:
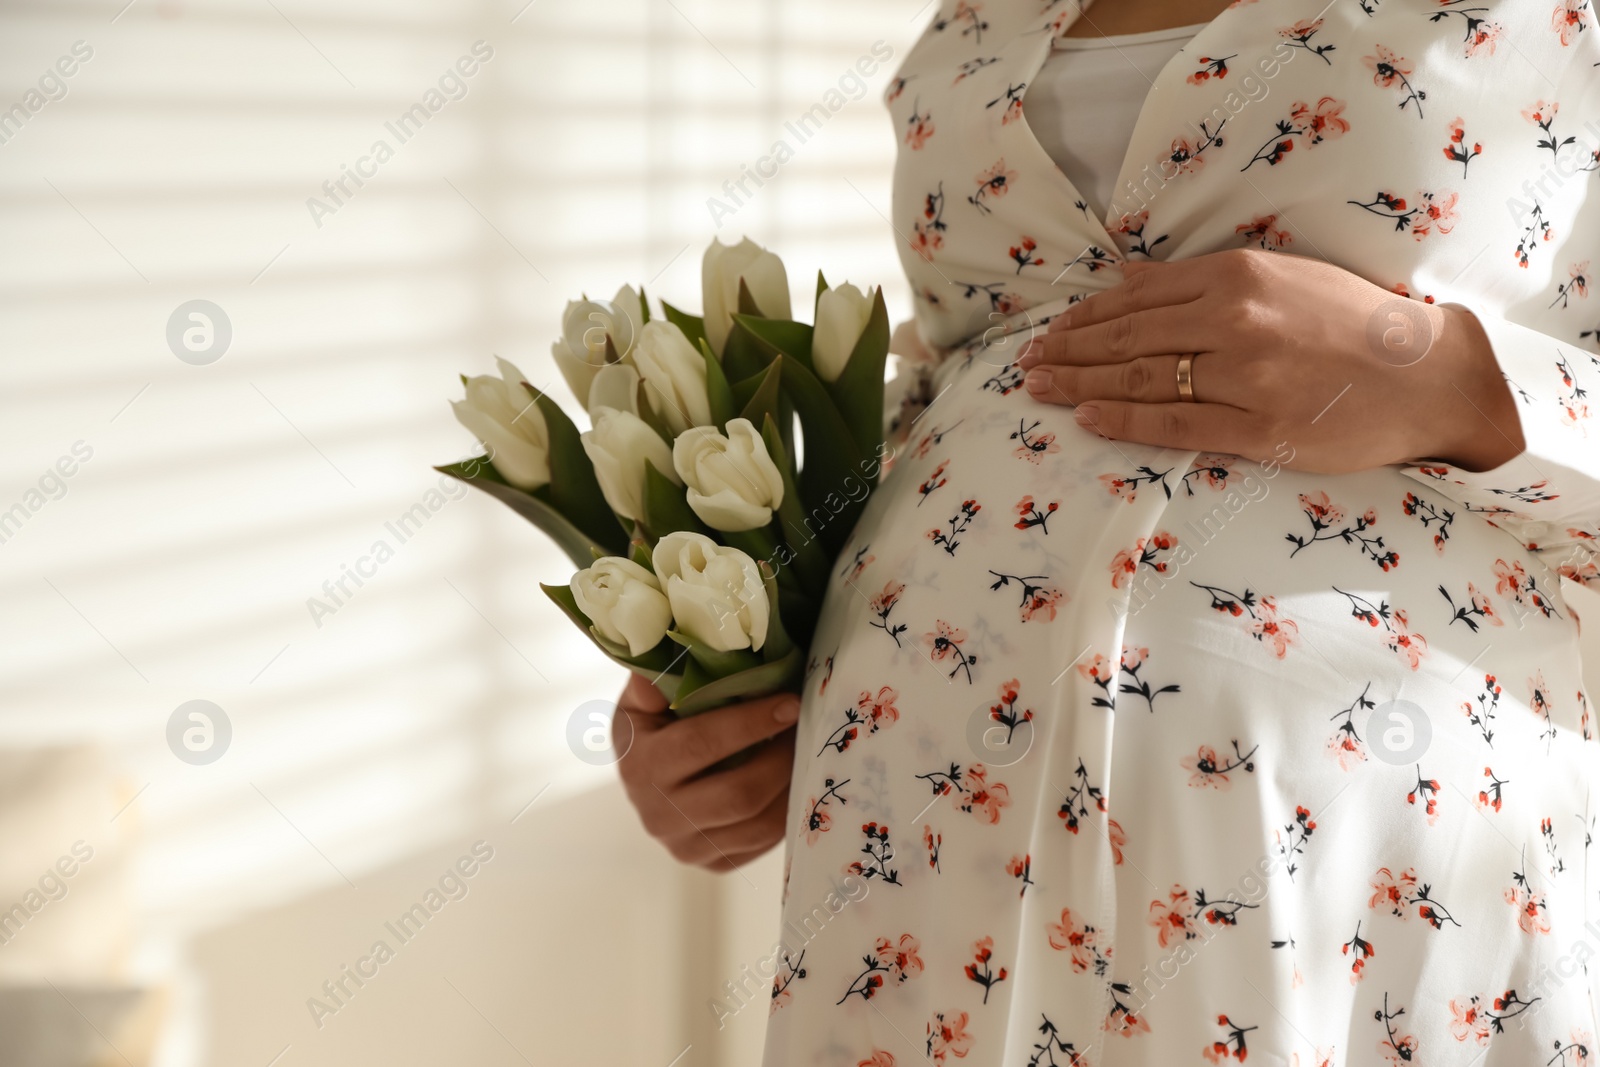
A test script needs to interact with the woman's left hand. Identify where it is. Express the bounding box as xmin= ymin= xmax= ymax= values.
xmin=1015 ymin=248 xmax=1524 ymax=474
